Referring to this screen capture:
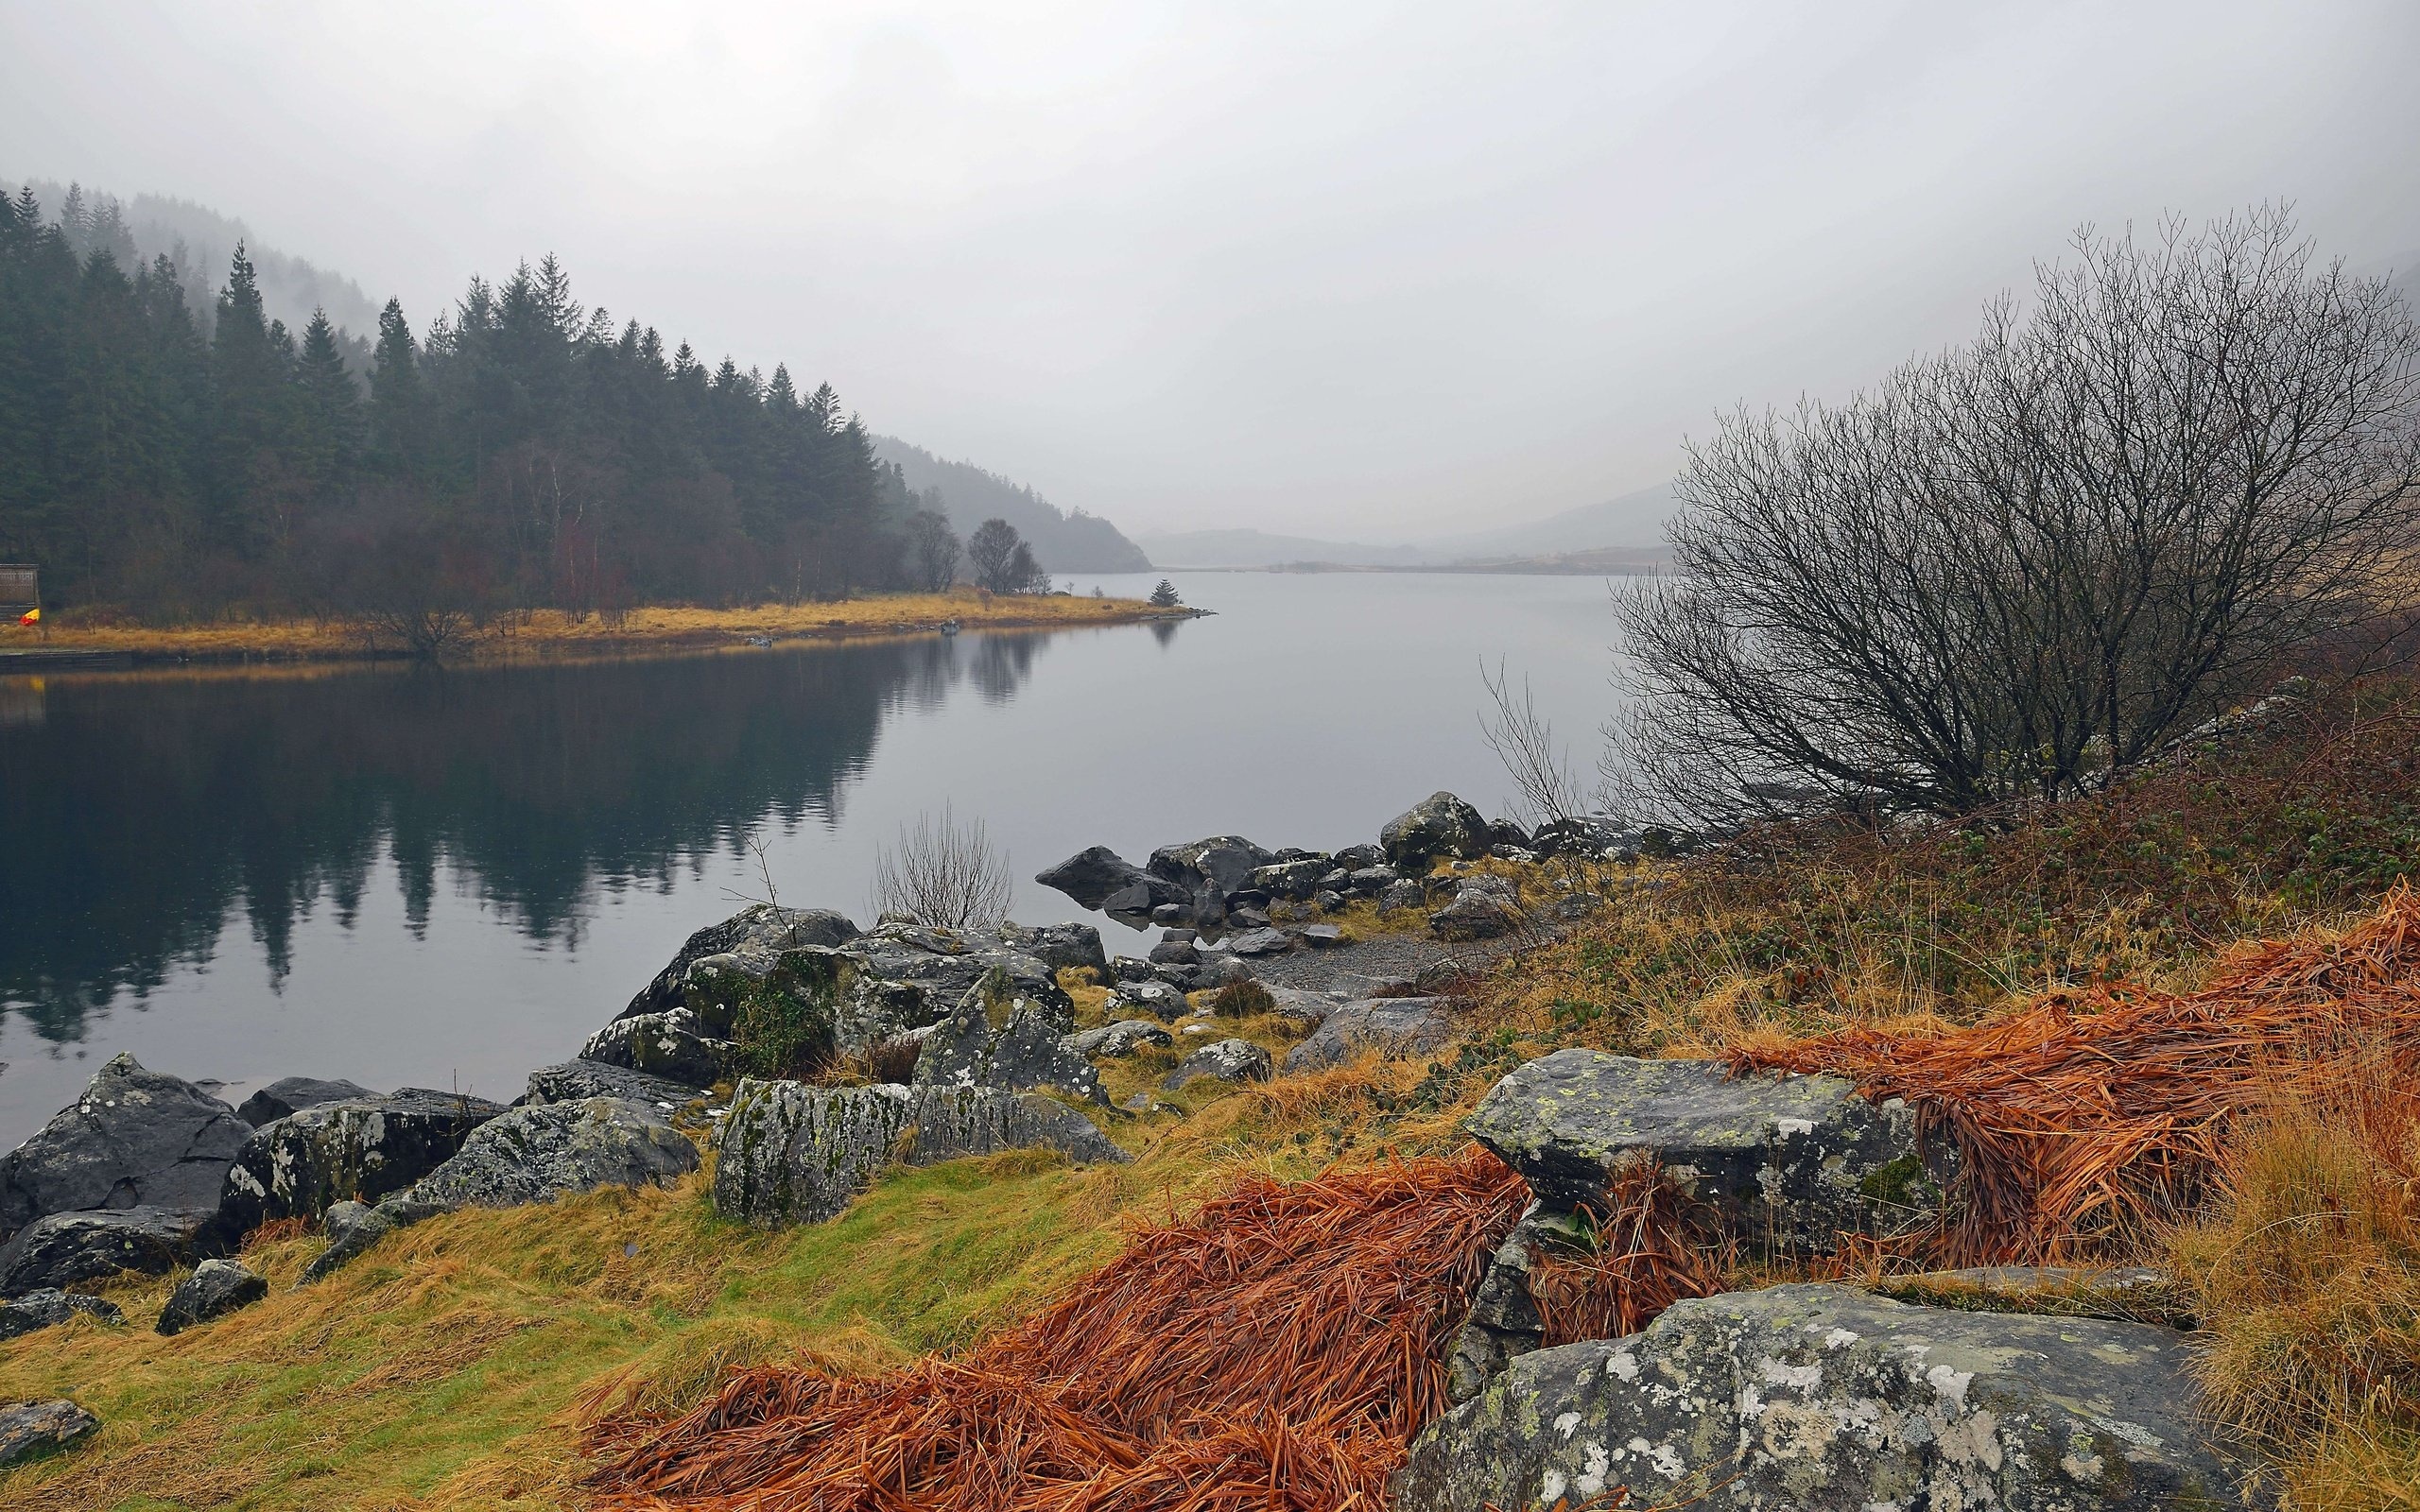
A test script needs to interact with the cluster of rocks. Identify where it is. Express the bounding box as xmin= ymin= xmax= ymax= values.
xmin=1394 ymin=1047 xmax=2255 ymax=1511
xmin=1037 ymin=792 xmax=1650 ymax=946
